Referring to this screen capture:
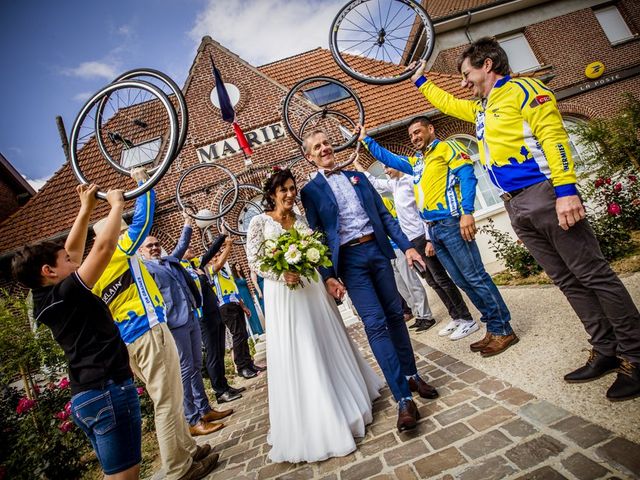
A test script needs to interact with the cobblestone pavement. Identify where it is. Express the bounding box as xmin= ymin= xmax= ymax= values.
xmin=190 ymin=324 xmax=640 ymax=480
